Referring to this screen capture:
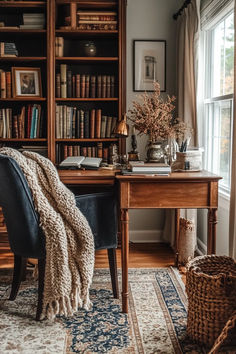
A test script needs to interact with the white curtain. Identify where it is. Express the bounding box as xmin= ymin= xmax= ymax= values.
xmin=229 ymin=1 xmax=236 ymax=260
xmin=163 ymin=0 xmax=200 ymax=247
